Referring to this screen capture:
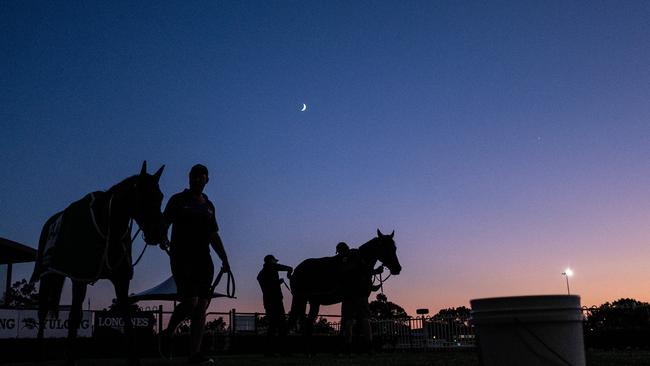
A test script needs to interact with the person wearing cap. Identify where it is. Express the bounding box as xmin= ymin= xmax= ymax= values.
xmin=257 ymin=254 xmax=293 ymax=356
xmin=159 ymin=164 xmax=230 ymax=364
xmin=335 ymin=242 xmax=350 ymax=257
